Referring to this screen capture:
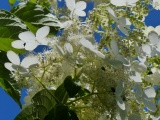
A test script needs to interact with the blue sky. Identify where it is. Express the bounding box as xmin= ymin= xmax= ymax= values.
xmin=1 ymin=0 xmax=160 ymax=120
